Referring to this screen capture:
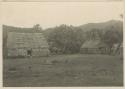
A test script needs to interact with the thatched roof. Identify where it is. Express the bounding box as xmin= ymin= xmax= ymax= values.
xmin=3 ymin=25 xmax=42 ymax=33
xmin=81 ymin=40 xmax=108 ymax=49
xmin=4 ymin=25 xmax=49 ymax=49
xmin=7 ymin=32 xmax=49 ymax=49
